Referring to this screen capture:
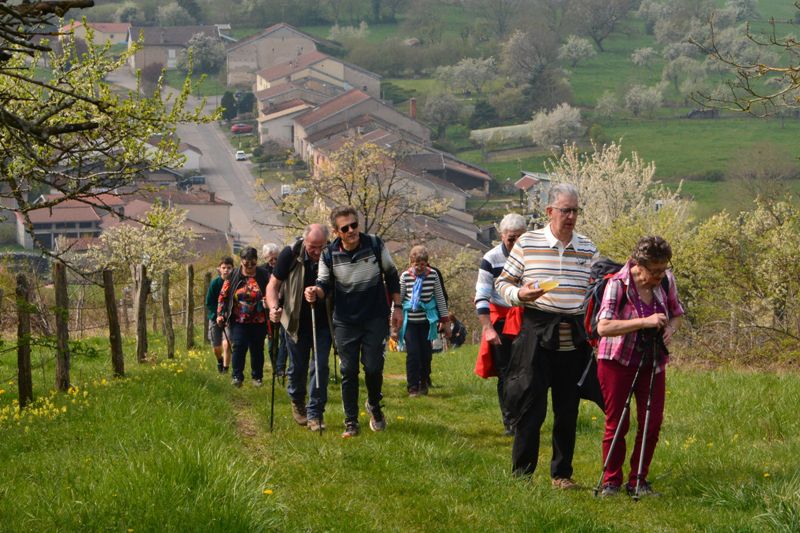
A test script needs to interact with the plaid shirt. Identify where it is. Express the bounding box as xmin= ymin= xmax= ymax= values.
xmin=596 ymin=260 xmax=684 ymax=367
